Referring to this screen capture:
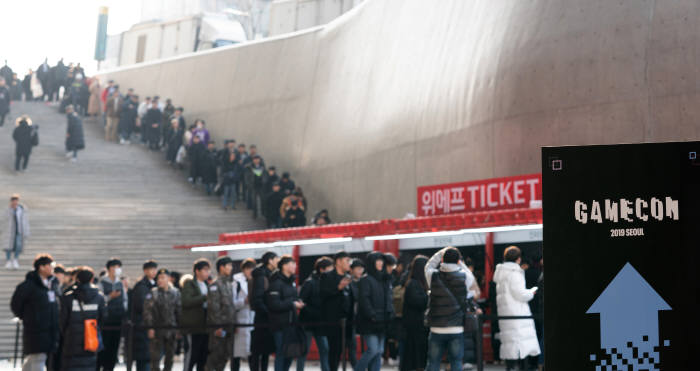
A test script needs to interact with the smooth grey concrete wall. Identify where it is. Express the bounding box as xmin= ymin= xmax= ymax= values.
xmin=99 ymin=0 xmax=700 ymax=222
